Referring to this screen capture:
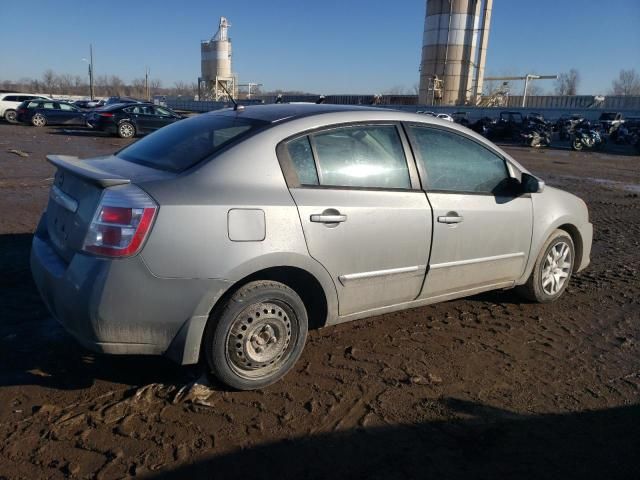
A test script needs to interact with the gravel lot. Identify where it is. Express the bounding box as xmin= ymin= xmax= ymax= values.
xmin=0 ymin=122 xmax=639 ymax=479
